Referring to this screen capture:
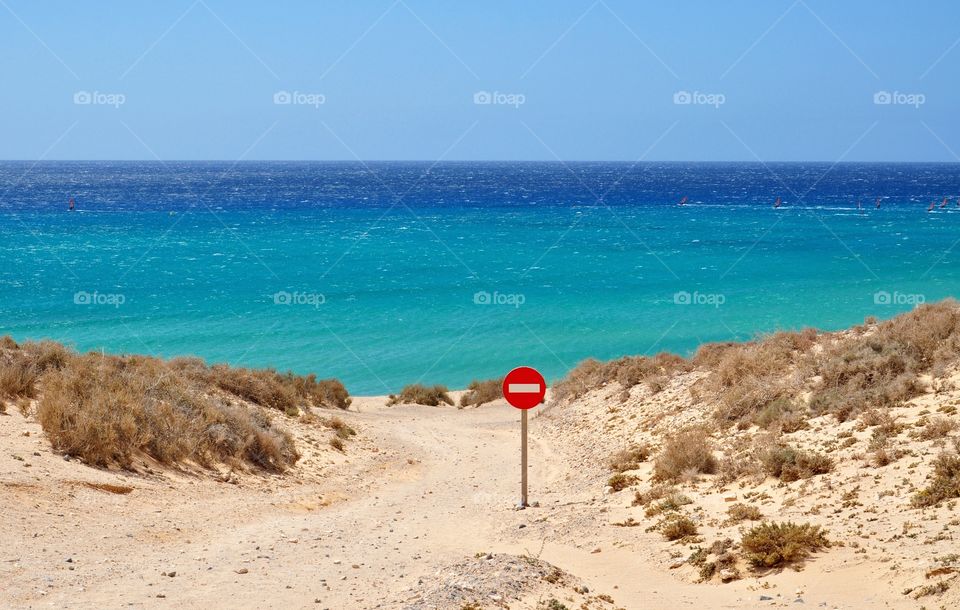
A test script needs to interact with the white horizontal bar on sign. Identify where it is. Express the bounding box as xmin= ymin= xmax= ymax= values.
xmin=508 ymin=383 xmax=541 ymax=393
